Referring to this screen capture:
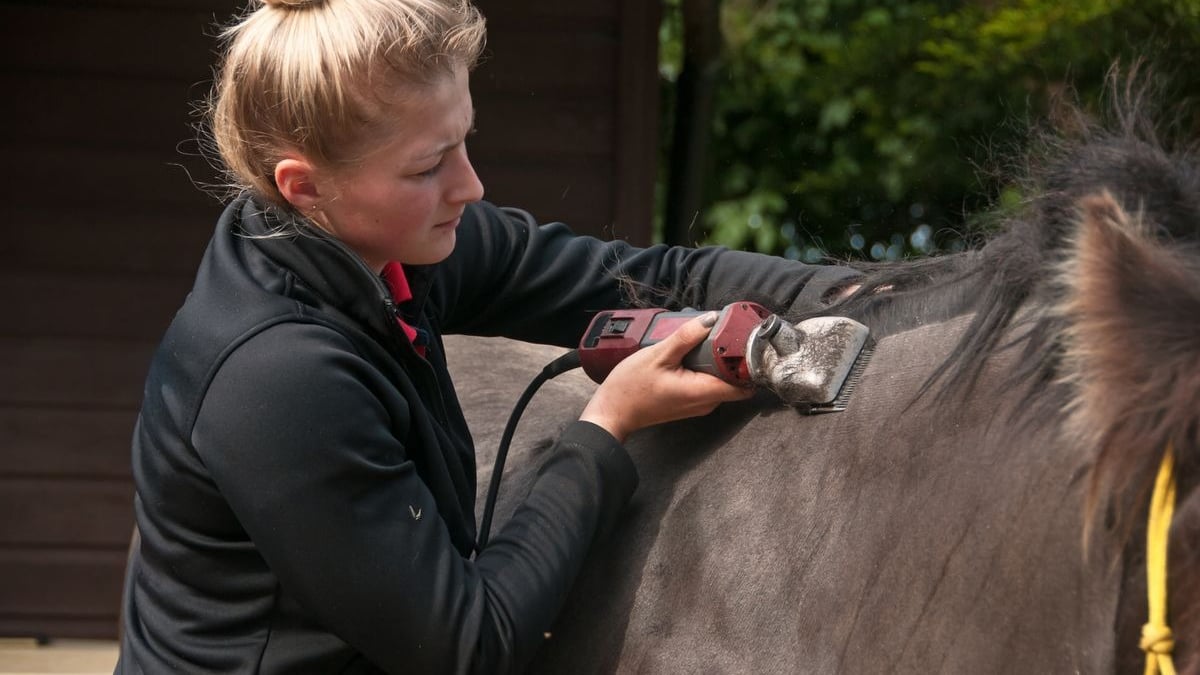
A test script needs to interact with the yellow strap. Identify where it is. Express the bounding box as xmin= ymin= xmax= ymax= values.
xmin=1141 ymin=443 xmax=1177 ymax=675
